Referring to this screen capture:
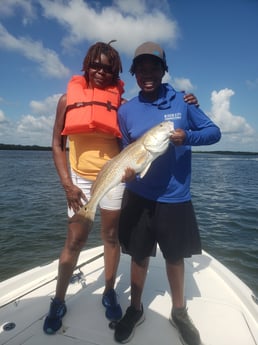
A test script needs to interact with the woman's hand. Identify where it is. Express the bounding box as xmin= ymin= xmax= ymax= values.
xmin=122 ymin=167 xmax=136 ymax=182
xmin=64 ymin=184 xmax=87 ymax=213
xmin=184 ymin=93 xmax=199 ymax=107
